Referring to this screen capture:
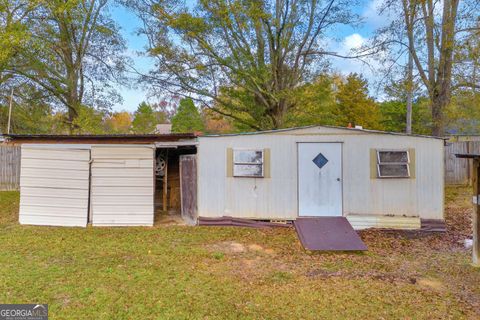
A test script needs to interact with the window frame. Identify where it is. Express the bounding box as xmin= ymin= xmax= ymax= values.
xmin=232 ymin=148 xmax=264 ymax=178
xmin=376 ymin=149 xmax=410 ymax=178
